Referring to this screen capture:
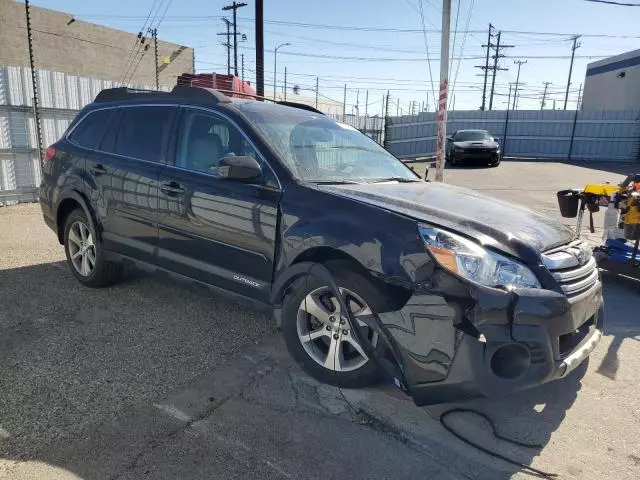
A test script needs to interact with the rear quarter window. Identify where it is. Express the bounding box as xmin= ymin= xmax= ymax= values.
xmin=113 ymin=106 xmax=176 ymax=163
xmin=68 ymin=109 xmax=115 ymax=149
